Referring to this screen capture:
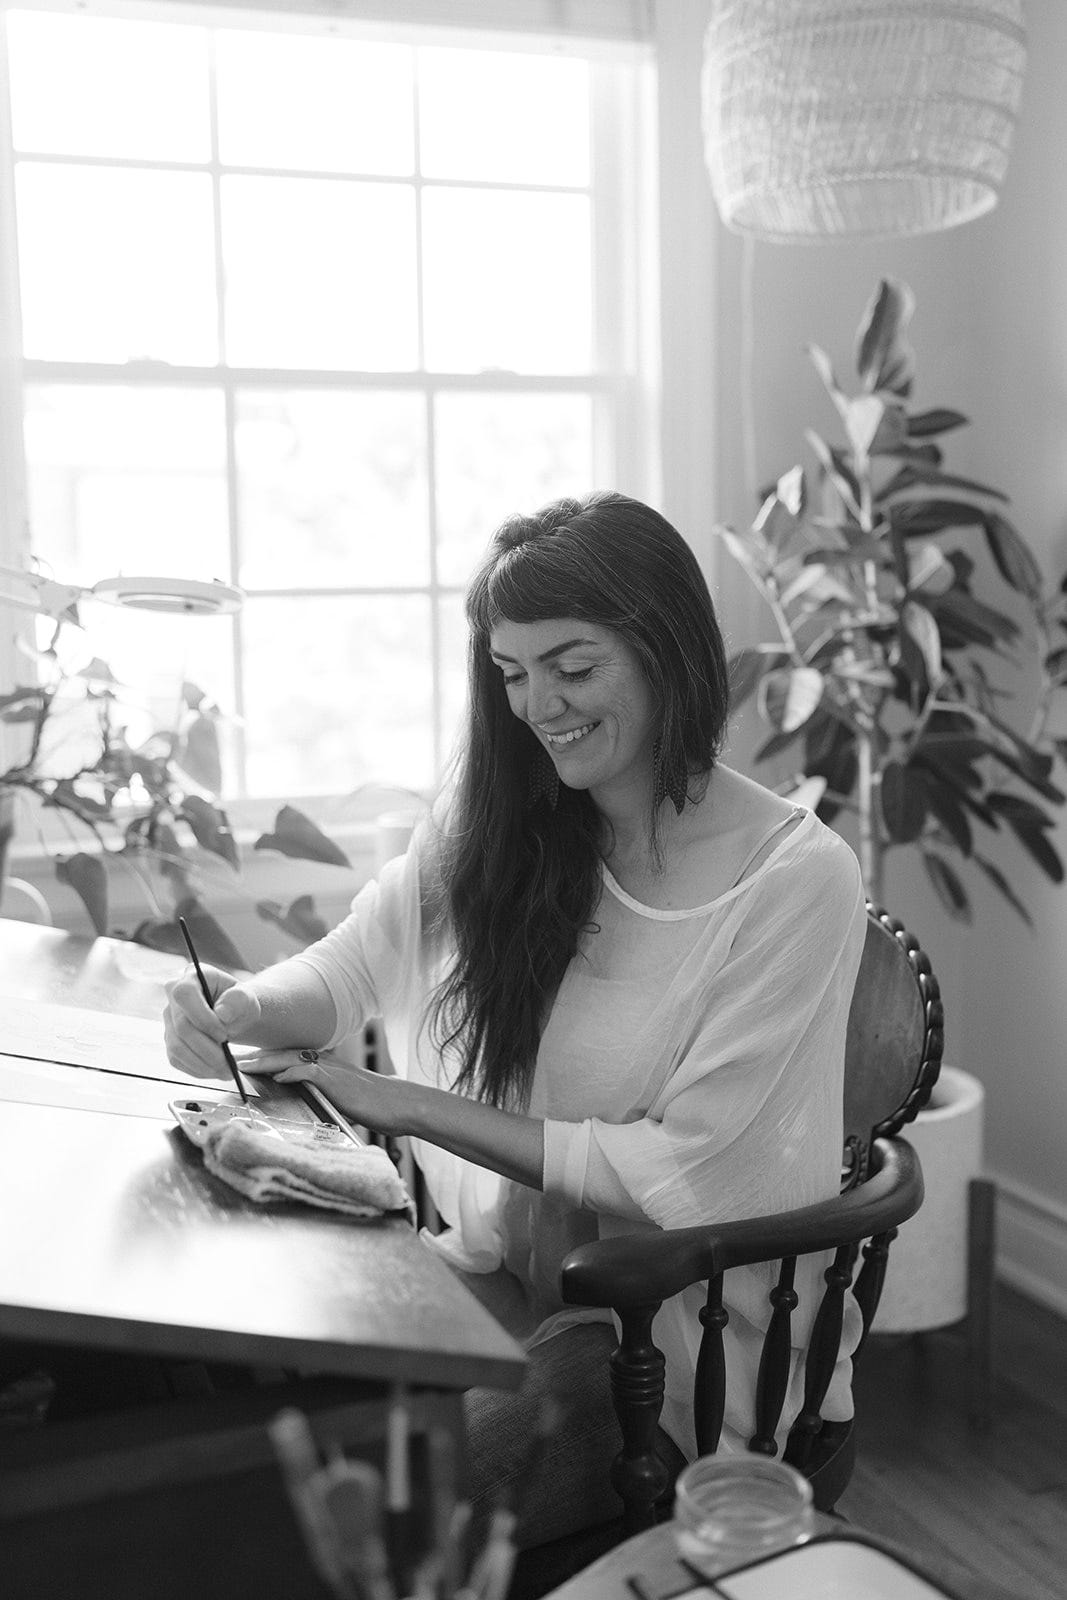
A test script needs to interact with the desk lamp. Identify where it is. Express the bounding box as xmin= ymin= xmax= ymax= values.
xmin=0 ymin=563 xmax=243 ymax=620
